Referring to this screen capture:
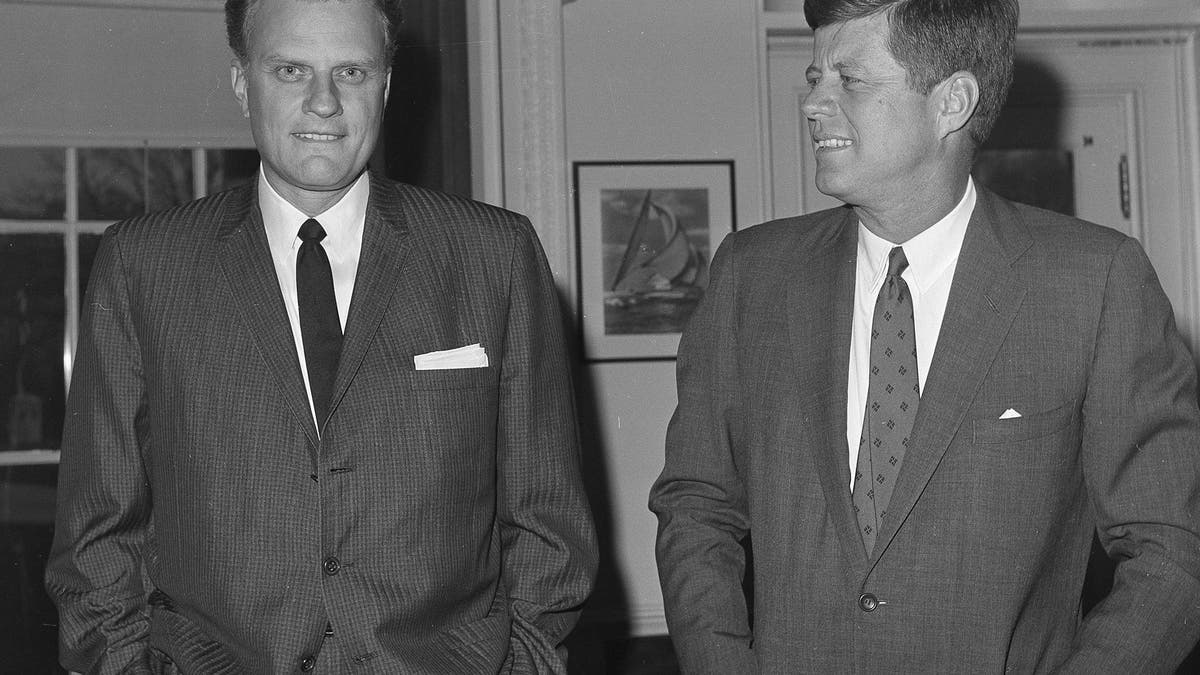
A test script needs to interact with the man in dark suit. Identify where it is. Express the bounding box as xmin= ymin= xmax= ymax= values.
xmin=650 ymin=0 xmax=1200 ymax=671
xmin=45 ymin=0 xmax=597 ymax=671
